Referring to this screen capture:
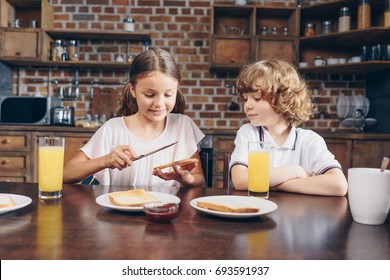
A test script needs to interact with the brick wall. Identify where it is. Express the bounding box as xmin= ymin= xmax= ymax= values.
xmin=14 ymin=0 xmax=363 ymax=132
